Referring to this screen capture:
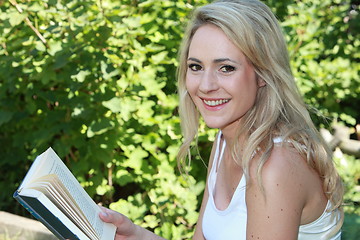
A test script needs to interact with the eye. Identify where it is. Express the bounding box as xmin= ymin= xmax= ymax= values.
xmin=219 ymin=65 xmax=236 ymax=73
xmin=188 ymin=63 xmax=202 ymax=72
